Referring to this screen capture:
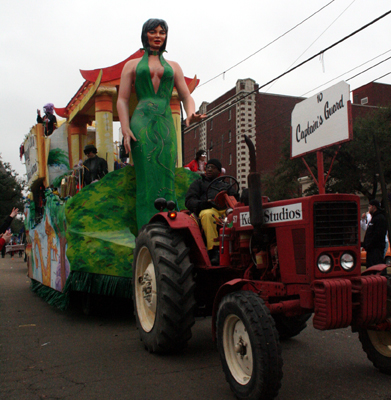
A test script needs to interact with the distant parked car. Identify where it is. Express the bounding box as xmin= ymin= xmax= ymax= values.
xmin=361 ymin=243 xmax=391 ymax=266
